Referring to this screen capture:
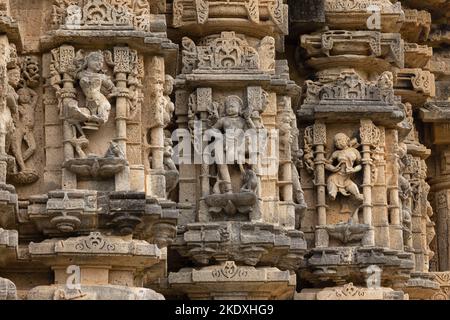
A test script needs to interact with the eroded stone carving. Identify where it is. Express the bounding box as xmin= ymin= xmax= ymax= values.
xmin=205 ymin=95 xmax=258 ymax=216
xmin=51 ymin=0 xmax=152 ymax=31
xmin=172 ymin=0 xmax=287 ymax=34
xmin=301 ymin=30 xmax=404 ymax=69
xmin=2 ymin=0 xmax=449 ymax=302
xmin=181 ymin=32 xmax=274 ymax=73
xmin=324 ymin=0 xmax=405 ymax=32
xmin=305 ymin=70 xmax=397 ymax=105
